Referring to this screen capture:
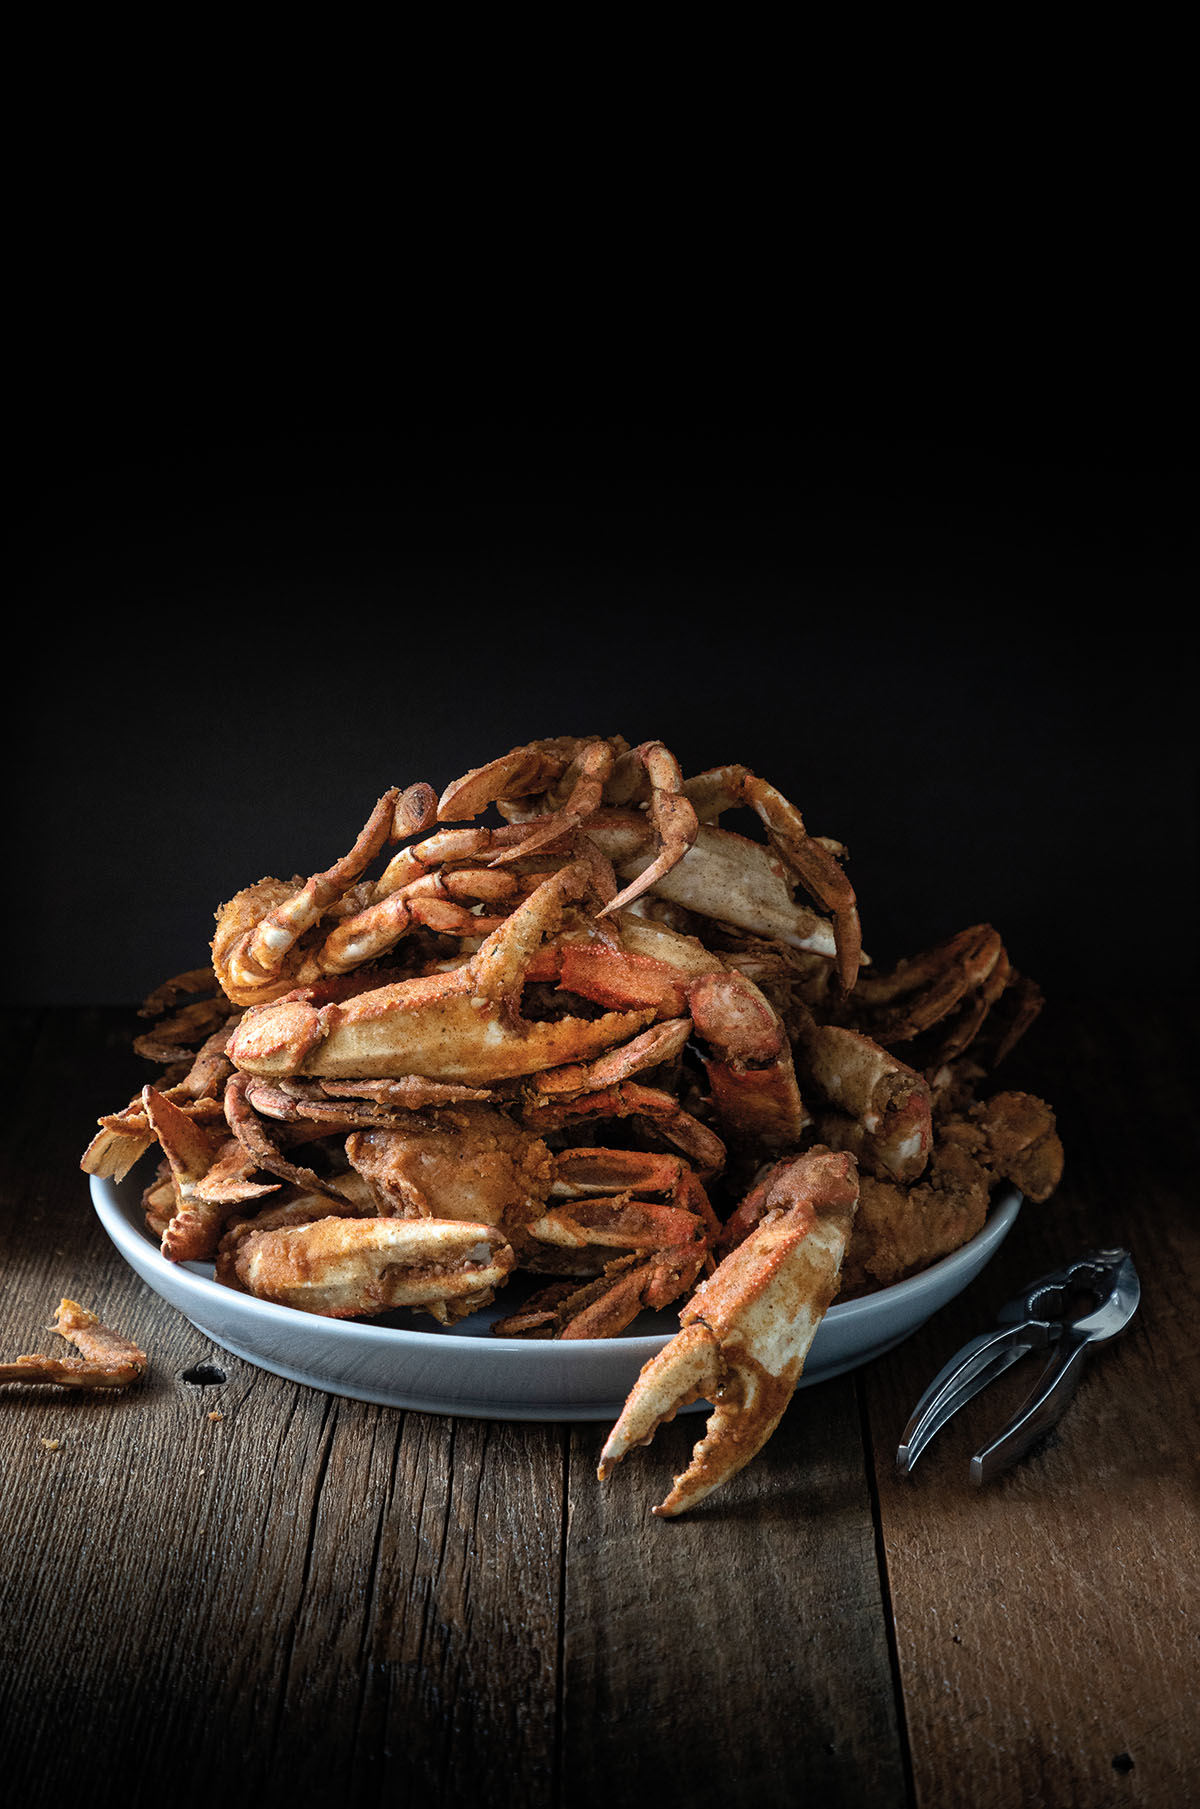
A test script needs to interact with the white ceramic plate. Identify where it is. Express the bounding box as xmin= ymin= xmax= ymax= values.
xmin=90 ymin=1171 xmax=1022 ymax=1421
